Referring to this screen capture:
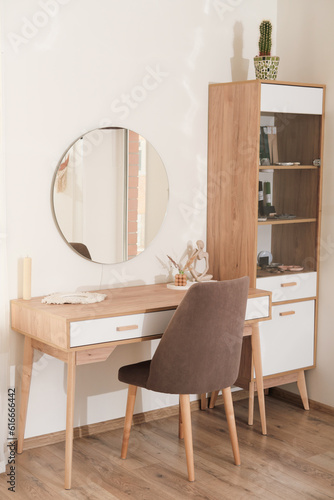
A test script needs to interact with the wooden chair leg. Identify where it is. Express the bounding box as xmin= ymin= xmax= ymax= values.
xmin=248 ymin=380 xmax=255 ymax=426
xmin=222 ymin=387 xmax=241 ymax=466
xmin=209 ymin=390 xmax=219 ymax=409
xmin=297 ymin=370 xmax=310 ymax=410
xmin=179 ymin=397 xmax=184 ymax=439
xmin=200 ymin=393 xmax=207 ymax=410
xmin=179 ymin=394 xmax=195 ymax=481
xmin=121 ymin=385 xmax=137 ymax=459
